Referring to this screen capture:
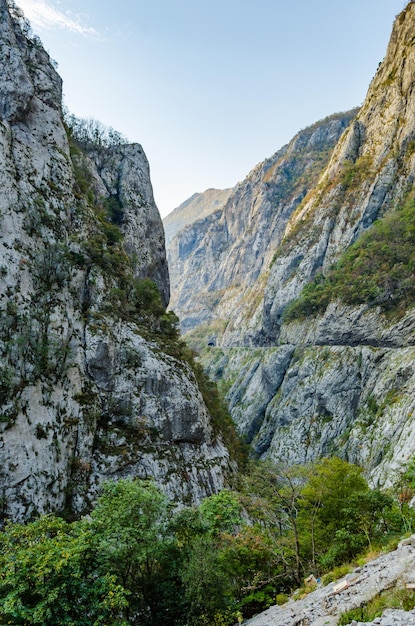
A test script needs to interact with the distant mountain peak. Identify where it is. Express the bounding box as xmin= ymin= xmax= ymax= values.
xmin=163 ymin=187 xmax=233 ymax=245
